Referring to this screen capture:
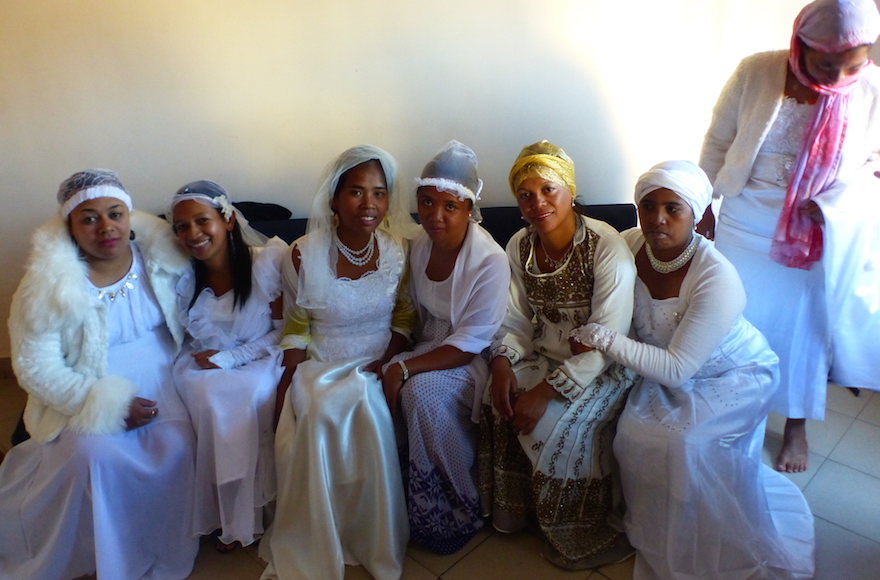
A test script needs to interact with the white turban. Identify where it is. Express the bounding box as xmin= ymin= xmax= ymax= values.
xmin=633 ymin=160 xmax=713 ymax=220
